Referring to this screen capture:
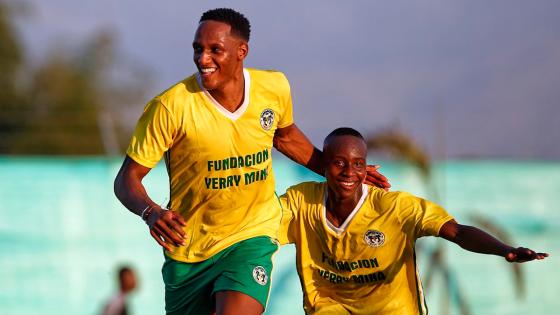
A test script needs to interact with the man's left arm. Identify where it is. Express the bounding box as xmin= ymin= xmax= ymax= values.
xmin=439 ymin=219 xmax=549 ymax=263
xmin=273 ymin=123 xmax=390 ymax=189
